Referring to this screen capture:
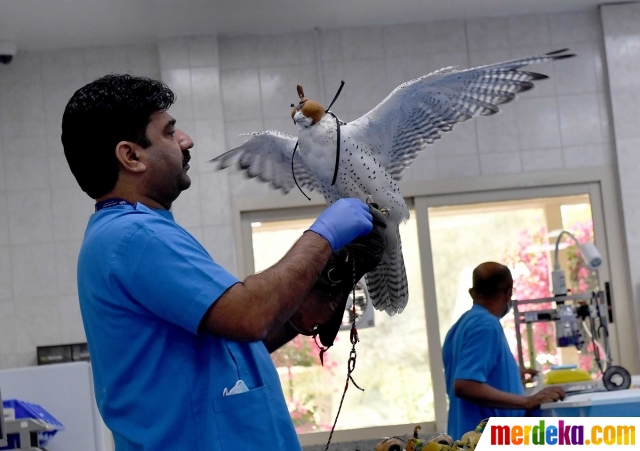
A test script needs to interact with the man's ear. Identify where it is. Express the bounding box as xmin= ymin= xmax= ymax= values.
xmin=115 ymin=141 xmax=146 ymax=173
